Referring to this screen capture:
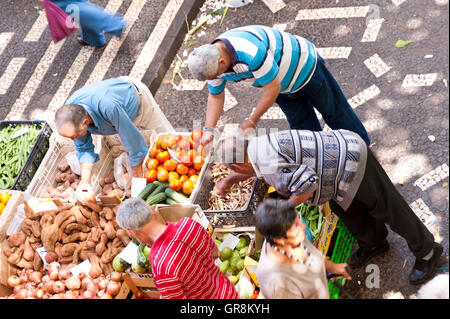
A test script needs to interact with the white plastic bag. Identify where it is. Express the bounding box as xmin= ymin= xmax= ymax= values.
xmin=114 ymin=152 xmax=133 ymax=189
xmin=65 ymin=151 xmax=81 ymax=175
xmin=226 ymin=0 xmax=253 ymax=8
